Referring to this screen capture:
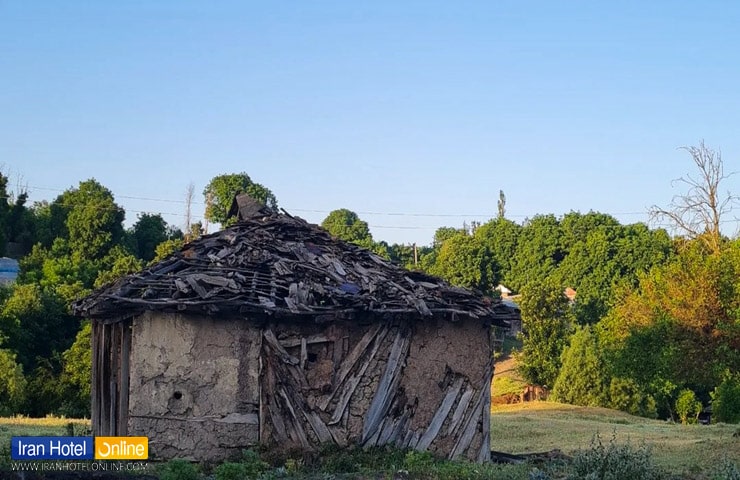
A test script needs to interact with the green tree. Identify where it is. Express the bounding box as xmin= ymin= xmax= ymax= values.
xmin=516 ymin=279 xmax=573 ymax=388
xmin=129 ymin=213 xmax=169 ymax=262
xmin=321 ymin=209 xmax=373 ymax=248
xmin=710 ymin=372 xmax=740 ymax=424
xmin=94 ymin=246 xmax=144 ymax=288
xmin=152 ymin=238 xmax=185 ymax=263
xmin=6 ymin=192 xmax=37 ymax=256
xmin=0 ymin=283 xmax=76 ymax=371
xmin=203 ymin=173 xmax=278 ymax=226
xmin=552 ymin=326 xmax=609 ymax=407
xmin=474 ymin=217 xmax=521 ymax=286
xmin=0 ymin=173 xmax=11 ymax=255
xmin=0 ymin=348 xmax=26 ymax=416
xmin=58 ymin=179 xmax=125 ymax=260
xmin=427 ymin=232 xmax=494 ymax=292
xmin=607 ymin=377 xmax=657 ymax=418
xmin=508 ymin=214 xmax=564 ymax=291
xmin=675 ymin=389 xmax=702 ymax=424
xmin=58 ymin=321 xmax=92 ymax=417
